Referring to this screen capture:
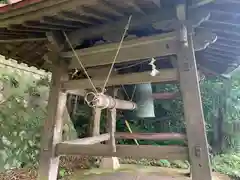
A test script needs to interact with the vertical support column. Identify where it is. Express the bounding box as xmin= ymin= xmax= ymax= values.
xmin=38 ymin=31 xmax=68 ymax=180
xmin=38 ymin=64 xmax=68 ymax=180
xmin=91 ymin=108 xmax=102 ymax=136
xmin=100 ymin=88 xmax=120 ymax=170
xmin=110 ymin=107 xmax=117 ymax=152
xmin=176 ymin=3 xmax=212 ymax=180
